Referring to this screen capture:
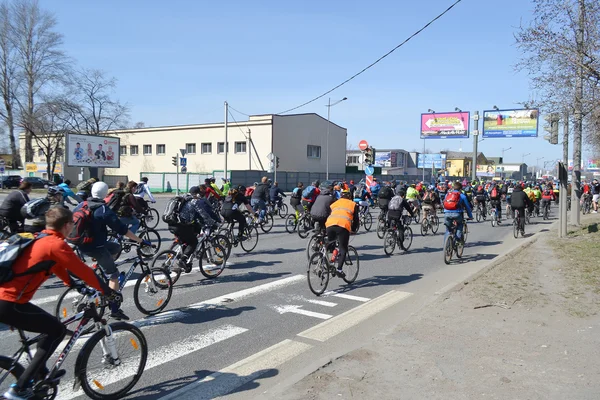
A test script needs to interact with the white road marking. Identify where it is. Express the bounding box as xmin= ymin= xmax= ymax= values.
xmin=305 ymin=298 xmax=337 ymax=307
xmin=160 ymin=339 xmax=312 ymax=400
xmin=328 ymin=292 xmax=370 ymax=302
xmin=273 ymin=305 xmax=332 ymax=320
xmin=298 ymin=290 xmax=413 ymax=342
xmin=57 ymin=324 xmax=248 ymax=400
